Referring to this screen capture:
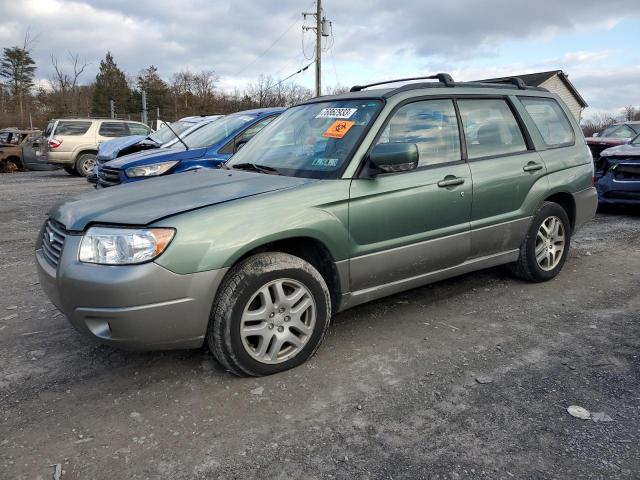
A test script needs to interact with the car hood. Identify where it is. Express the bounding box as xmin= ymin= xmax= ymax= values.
xmin=98 ymin=135 xmax=146 ymax=160
xmin=600 ymin=143 xmax=640 ymax=157
xmin=105 ymin=146 xmax=206 ymax=169
xmin=50 ymin=168 xmax=316 ymax=231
